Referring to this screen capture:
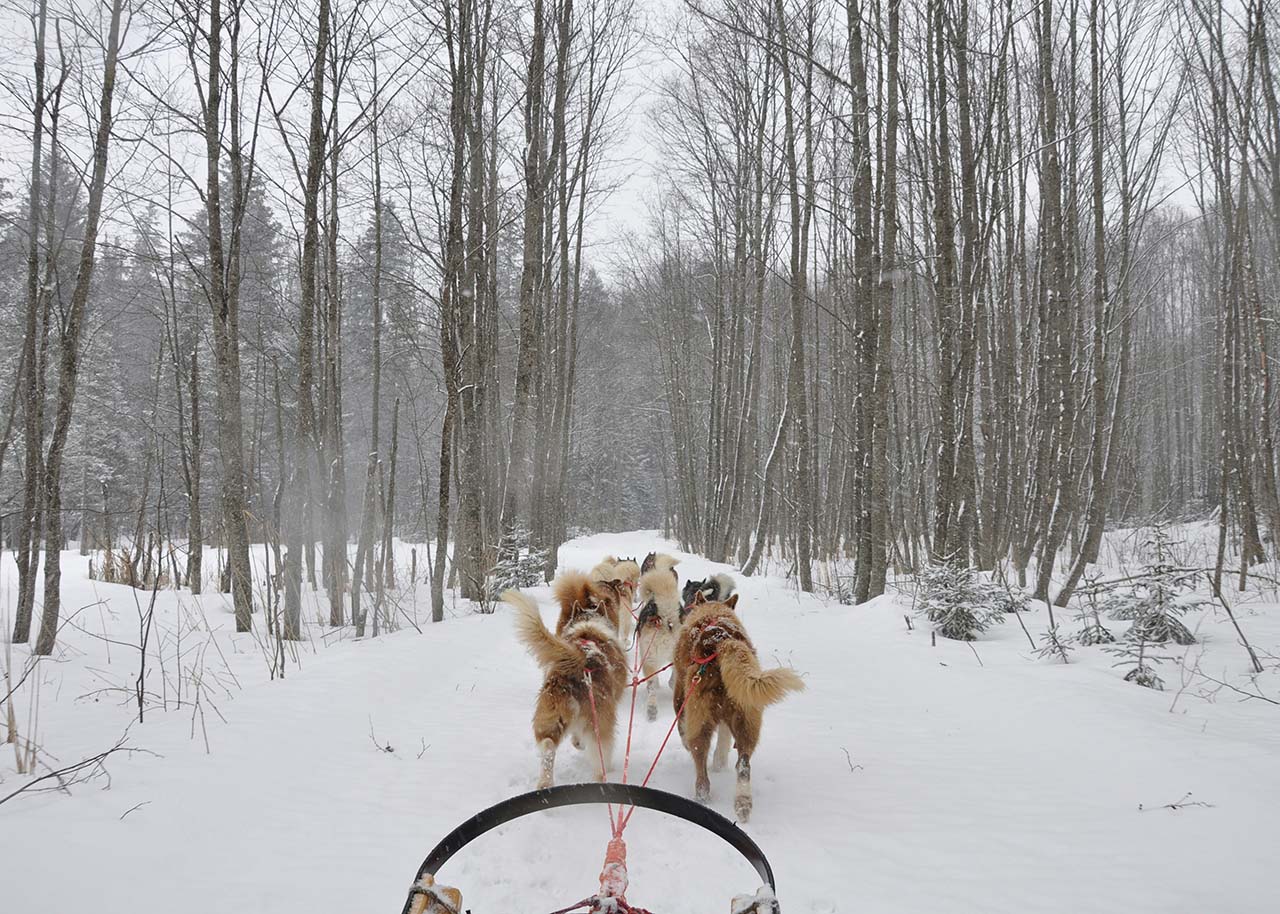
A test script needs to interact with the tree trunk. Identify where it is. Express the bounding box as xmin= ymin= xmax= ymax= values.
xmin=34 ymin=0 xmax=125 ymax=655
